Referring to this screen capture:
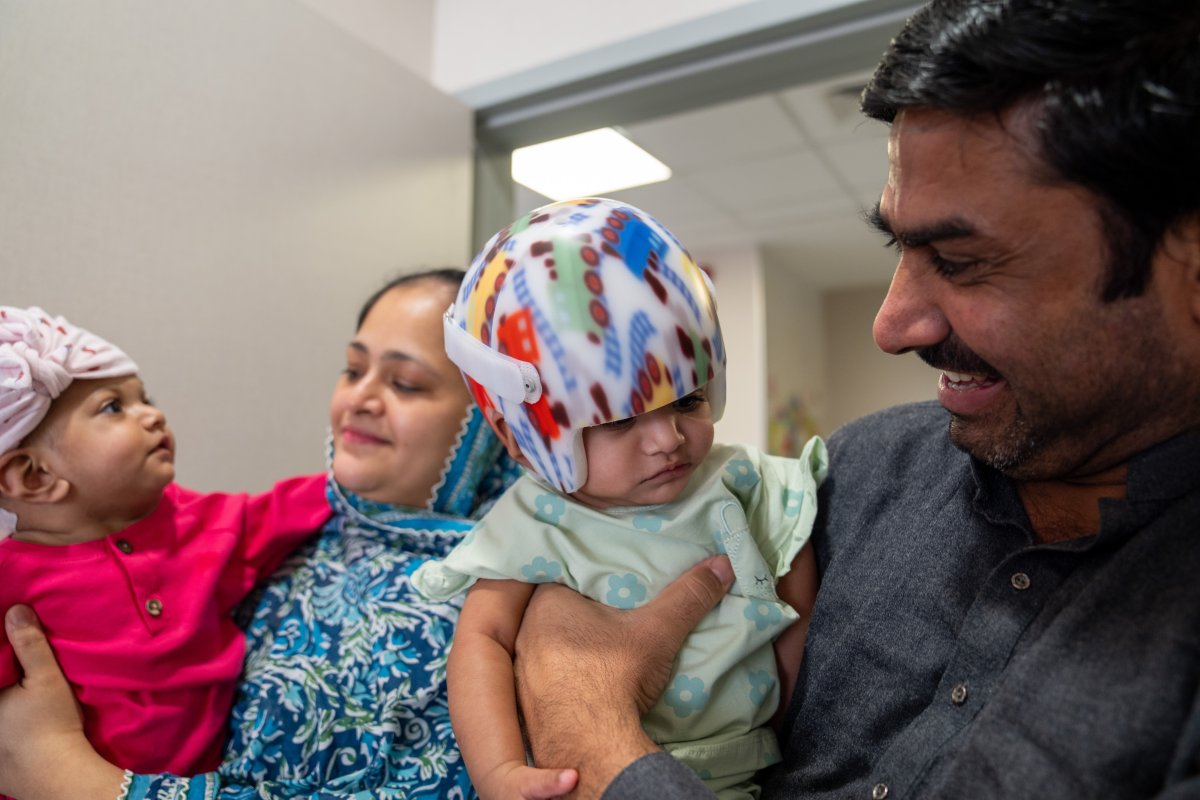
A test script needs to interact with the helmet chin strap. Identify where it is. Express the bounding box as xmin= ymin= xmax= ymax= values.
xmin=443 ymin=307 xmax=542 ymax=404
